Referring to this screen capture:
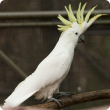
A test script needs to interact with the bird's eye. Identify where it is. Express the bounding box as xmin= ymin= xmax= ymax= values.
xmin=75 ymin=32 xmax=78 ymax=35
